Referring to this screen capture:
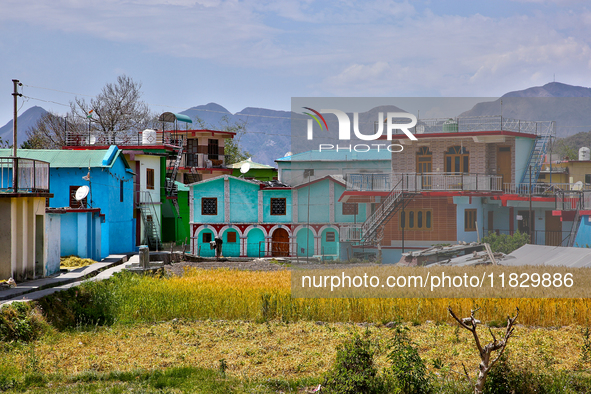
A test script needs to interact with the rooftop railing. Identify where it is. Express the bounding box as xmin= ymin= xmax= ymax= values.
xmin=382 ymin=115 xmax=555 ymax=137
xmin=0 ymin=157 xmax=50 ymax=193
xmin=347 ymin=173 xmax=503 ymax=192
xmin=64 ymin=130 xmax=189 ymax=147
